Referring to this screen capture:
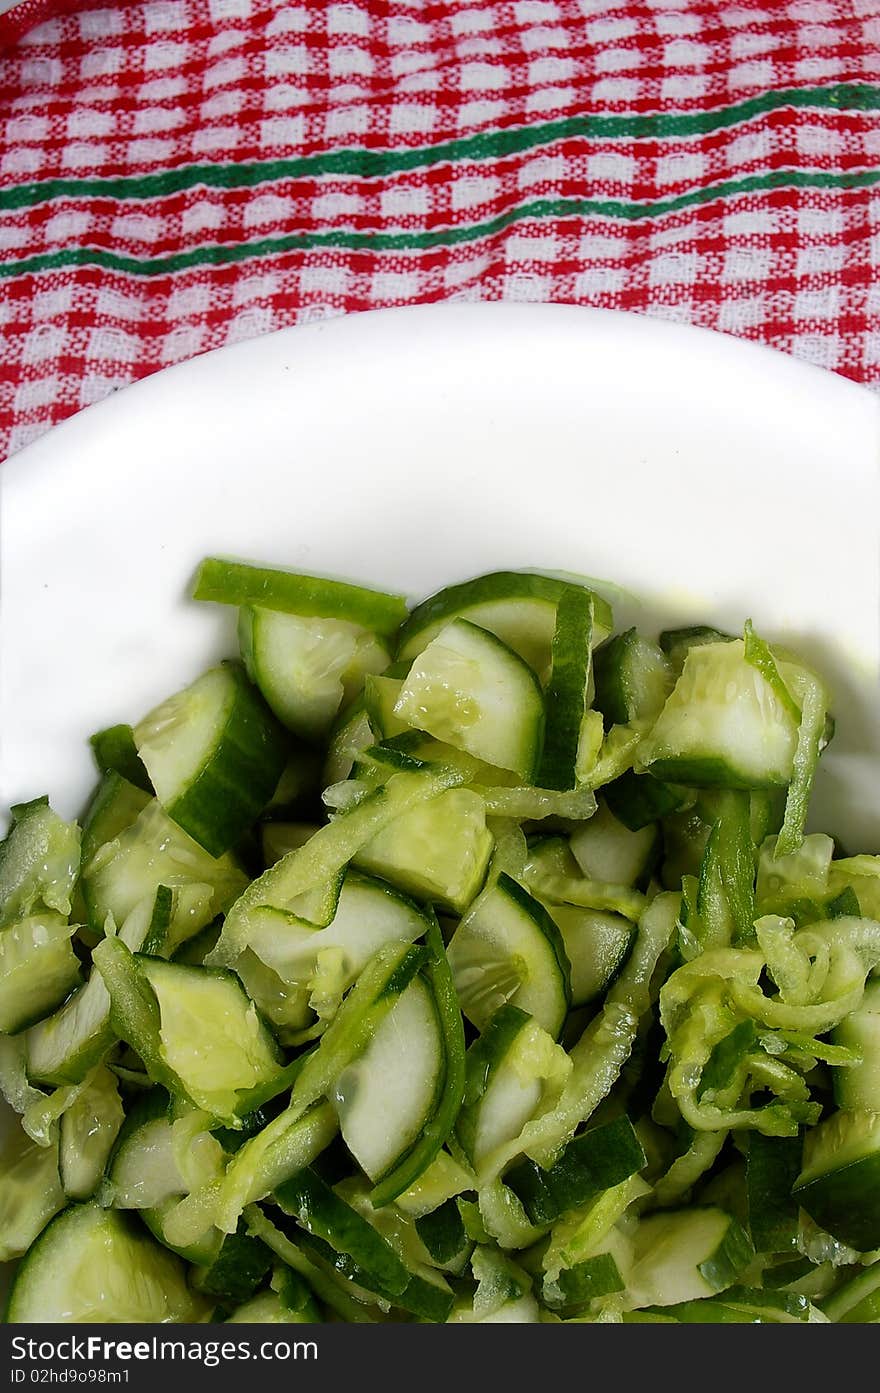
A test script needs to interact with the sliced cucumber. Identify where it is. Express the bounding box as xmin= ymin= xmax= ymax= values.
xmin=239 ymin=606 xmax=390 ymax=741
xmin=106 ymin=1108 xmax=188 ymax=1210
xmin=5 ymin=1202 xmax=208 ymax=1322
xmin=332 ymin=974 xmax=444 ymax=1183
xmin=363 ymin=671 xmax=410 ymax=739
xmin=446 ymin=872 xmax=571 ymax=1037
xmin=593 ymin=628 xmax=672 ymax=728
xmin=353 ymin=788 xmax=492 ymax=913
xmin=59 ymin=1064 xmax=125 ymax=1200
xmin=368 ymin=918 xmax=467 ymax=1208
xmin=190 ymin=1227 xmax=273 ymax=1305
xmin=193 ymin=558 xmax=408 ymax=637
xmin=505 ymin=1114 xmax=646 ymax=1225
xmin=394 ymin=620 xmax=545 ymax=779
xmin=569 ymin=799 xmax=659 ymax=888
xmin=624 ymin=1207 xmax=754 ymax=1309
xmin=0 ymin=797 xmax=80 ymax=928
xmin=457 ymin=1005 xmax=569 ymax=1174
xmin=134 ymin=663 xmax=288 ymax=857
xmin=79 ymin=773 xmax=152 ymax=874
xmin=603 ymin=769 xmax=689 ymax=832
xmin=537 ymin=586 xmax=593 ymax=791
xmin=0 ymin=913 xmax=80 ymax=1034
xmin=547 ymin=906 xmax=635 ymax=1006
xmin=81 ymin=797 xmax=247 ymax=939
xmin=396 ymin=571 xmax=613 ymax=676
xmin=238 ymin=871 xmax=428 ymax=1031
xmin=0 ymin=1122 xmax=64 ymax=1261
xmin=746 ymin=1133 xmax=801 ymax=1256
xmin=135 ymin=956 xmax=282 ymax=1124
xmin=822 ymin=1260 xmax=880 ymax=1322
xmin=25 ymin=891 xmax=160 ymax=1087
xmin=275 ymin=1169 xmax=410 ymax=1295
xmin=794 ymin=1109 xmax=880 ymax=1251
xmin=637 ymin=640 xmax=799 ymax=788
xmin=832 ymin=980 xmax=880 ymax=1112
xmin=658 ymin=625 xmax=733 ymax=674
xmin=226 ymin=1287 xmax=320 ymax=1323
xmin=89 ymin=724 xmax=152 ymax=792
